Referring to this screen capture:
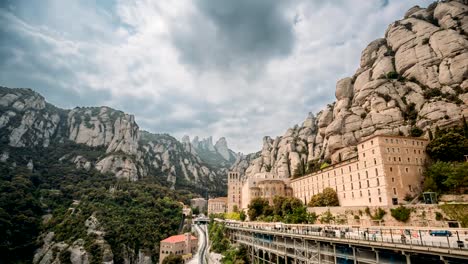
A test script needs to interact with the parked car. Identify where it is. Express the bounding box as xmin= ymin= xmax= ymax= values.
xmin=430 ymin=230 xmax=453 ymax=237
